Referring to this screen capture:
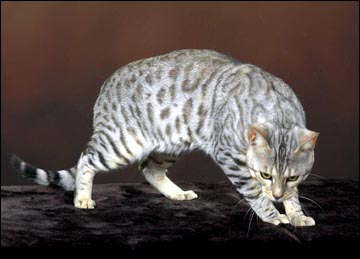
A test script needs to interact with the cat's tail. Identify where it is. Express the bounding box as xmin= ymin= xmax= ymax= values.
xmin=8 ymin=153 xmax=76 ymax=191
